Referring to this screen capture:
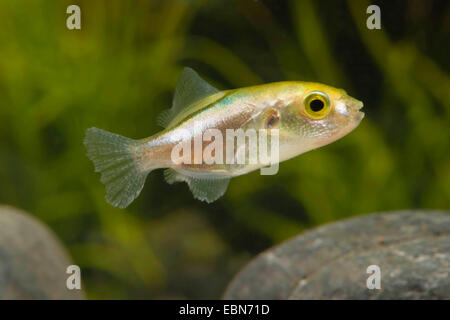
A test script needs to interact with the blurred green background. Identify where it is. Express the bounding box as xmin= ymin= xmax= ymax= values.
xmin=0 ymin=0 xmax=448 ymax=299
